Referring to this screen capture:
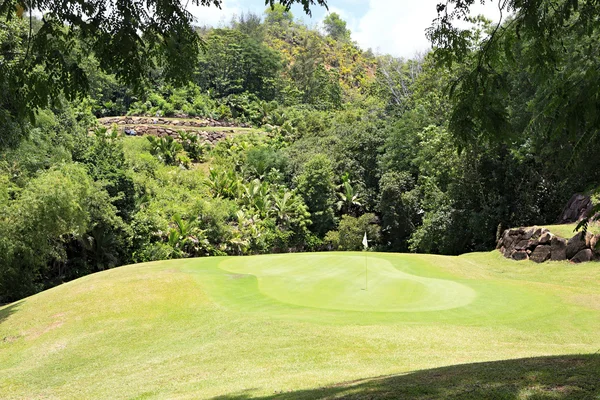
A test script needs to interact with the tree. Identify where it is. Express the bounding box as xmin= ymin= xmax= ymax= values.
xmin=378 ymin=171 xmax=417 ymax=251
xmin=264 ymin=4 xmax=295 ymax=27
xmin=326 ymin=213 xmax=380 ymax=251
xmin=232 ymin=12 xmax=265 ymax=42
xmin=0 ymin=0 xmax=328 ymax=146
xmin=196 ymin=29 xmax=281 ymax=99
xmin=336 ymin=173 xmax=362 ymax=216
xmin=323 ymin=12 xmax=350 ymax=41
xmin=296 ymin=154 xmax=336 ymax=236
xmin=427 ymin=0 xmax=600 ymax=146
